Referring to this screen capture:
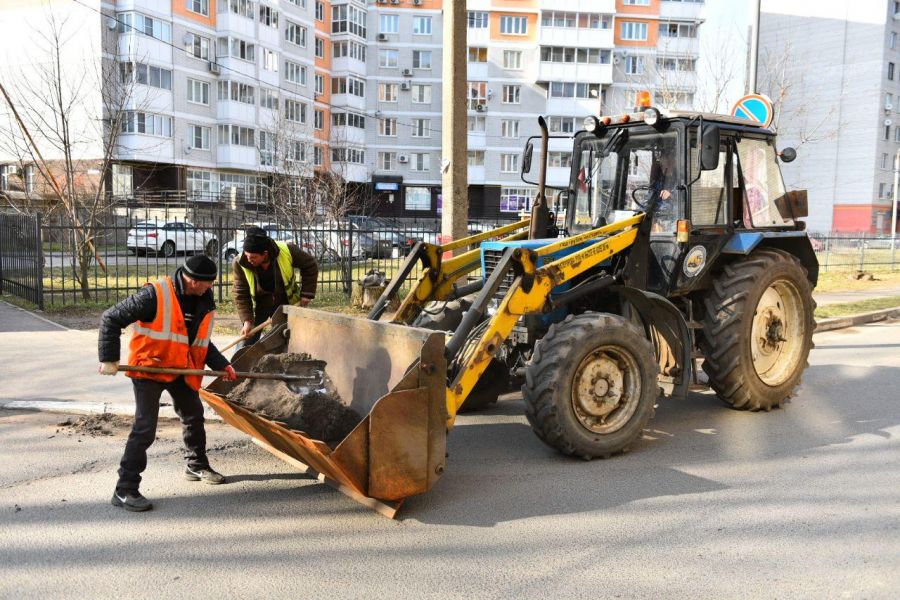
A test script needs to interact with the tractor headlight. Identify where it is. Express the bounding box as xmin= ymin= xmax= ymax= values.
xmin=643 ymin=107 xmax=661 ymax=126
xmin=583 ymin=116 xmax=601 ymax=133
